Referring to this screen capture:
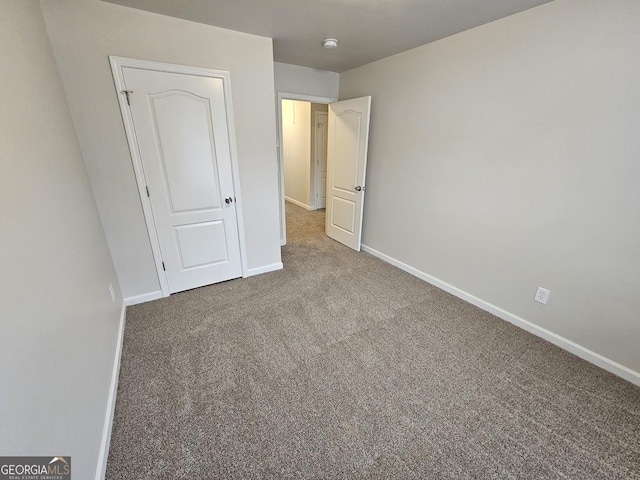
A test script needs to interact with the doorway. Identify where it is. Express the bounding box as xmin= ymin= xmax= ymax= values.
xmin=277 ymin=93 xmax=372 ymax=251
xmin=276 ymin=93 xmax=336 ymax=245
xmin=281 ymin=99 xmax=328 ymax=212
